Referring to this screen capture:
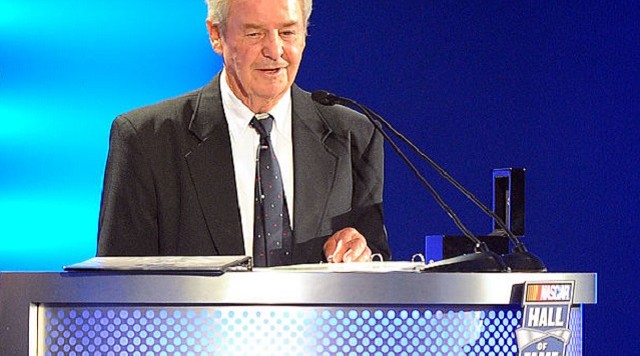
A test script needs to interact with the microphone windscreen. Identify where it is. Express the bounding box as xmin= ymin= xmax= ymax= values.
xmin=311 ymin=90 xmax=337 ymax=106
